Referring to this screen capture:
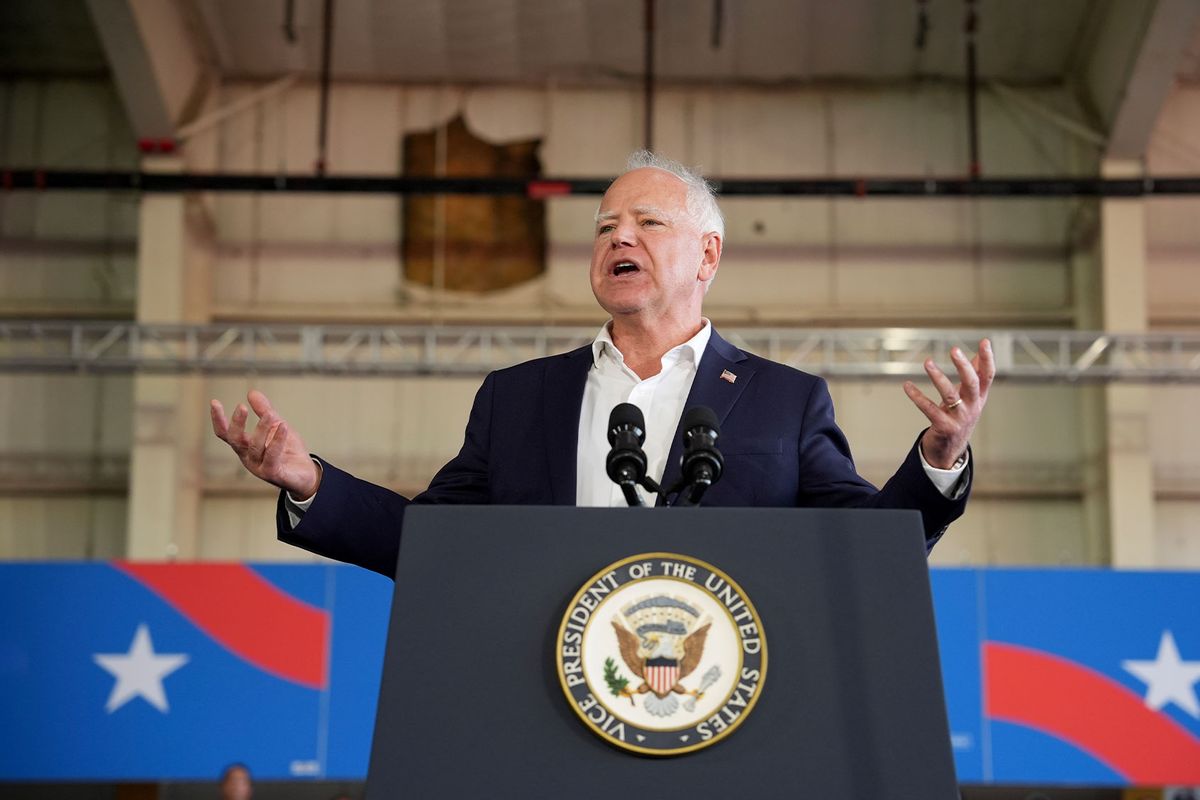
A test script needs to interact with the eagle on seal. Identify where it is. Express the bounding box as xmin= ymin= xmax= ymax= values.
xmin=611 ymin=611 xmax=711 ymax=717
